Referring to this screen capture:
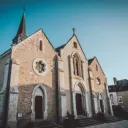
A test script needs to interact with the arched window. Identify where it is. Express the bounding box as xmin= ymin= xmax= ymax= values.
xmin=73 ymin=53 xmax=83 ymax=77
xmin=73 ymin=42 xmax=77 ymax=48
xmin=81 ymin=60 xmax=84 ymax=78
xmin=39 ymin=40 xmax=43 ymax=51
xmin=96 ymin=65 xmax=98 ymax=71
